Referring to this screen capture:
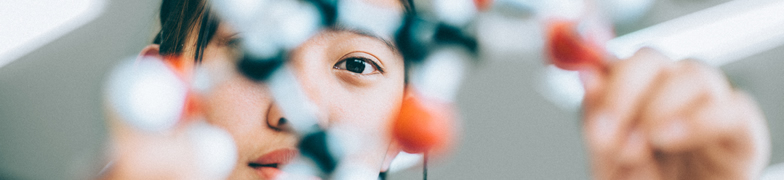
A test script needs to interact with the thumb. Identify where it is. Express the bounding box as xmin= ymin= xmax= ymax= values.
xmin=579 ymin=66 xmax=605 ymax=109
